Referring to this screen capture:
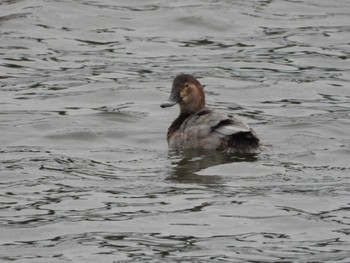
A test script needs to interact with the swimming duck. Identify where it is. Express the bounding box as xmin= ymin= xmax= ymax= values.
xmin=160 ymin=74 xmax=260 ymax=153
